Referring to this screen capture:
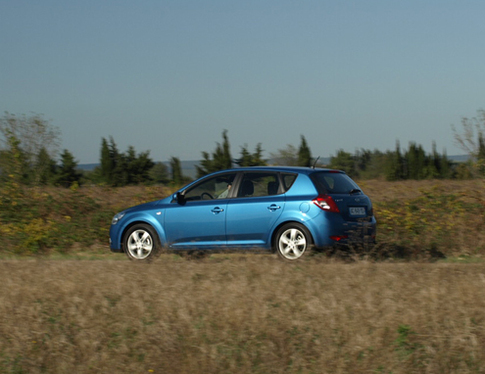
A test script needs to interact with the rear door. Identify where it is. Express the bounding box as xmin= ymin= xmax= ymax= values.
xmin=225 ymin=171 xmax=285 ymax=248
